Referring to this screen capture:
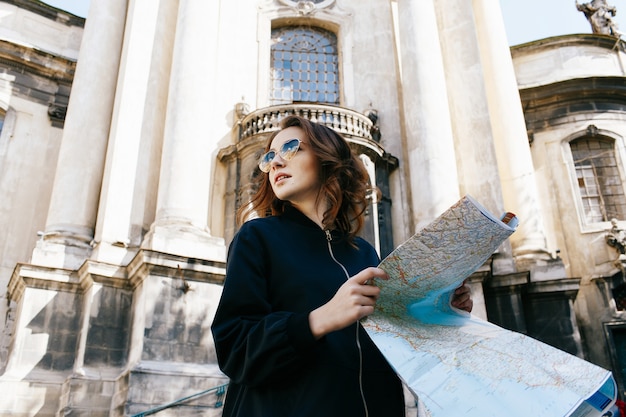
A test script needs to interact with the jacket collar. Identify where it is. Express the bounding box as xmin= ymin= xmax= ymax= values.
xmin=281 ymin=205 xmax=346 ymax=241
xmin=282 ymin=205 xmax=322 ymax=230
